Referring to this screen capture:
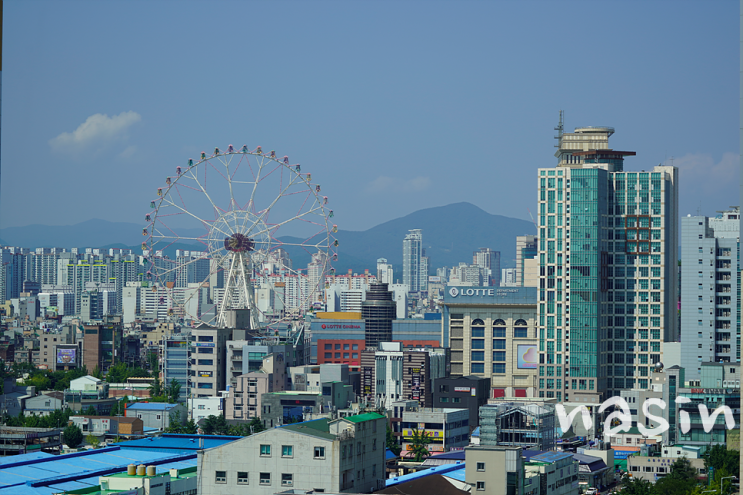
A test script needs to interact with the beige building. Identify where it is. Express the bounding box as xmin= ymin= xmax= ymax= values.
xmin=224 ymin=353 xmax=285 ymax=421
xmin=465 ymin=445 xmax=535 ymax=495
xmin=197 ymin=412 xmax=387 ymax=494
xmin=442 ymin=287 xmax=538 ymax=398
